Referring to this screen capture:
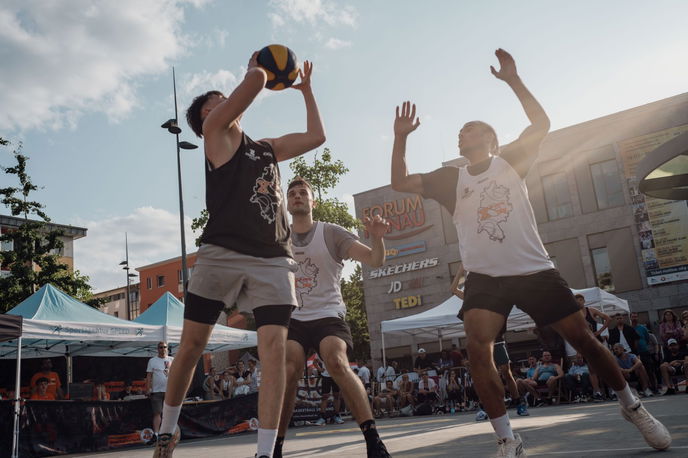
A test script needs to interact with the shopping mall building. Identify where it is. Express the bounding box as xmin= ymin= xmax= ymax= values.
xmin=353 ymin=92 xmax=688 ymax=367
